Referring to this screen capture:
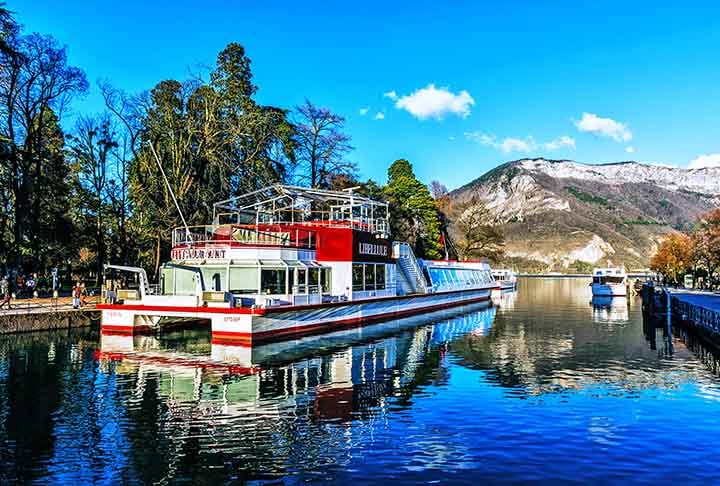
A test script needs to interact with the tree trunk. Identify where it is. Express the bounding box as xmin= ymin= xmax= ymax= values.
xmin=96 ymin=205 xmax=103 ymax=286
xmin=154 ymin=233 xmax=162 ymax=281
